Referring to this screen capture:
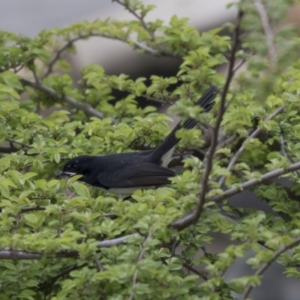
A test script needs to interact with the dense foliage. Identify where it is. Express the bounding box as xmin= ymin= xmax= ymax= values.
xmin=0 ymin=0 xmax=300 ymax=299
